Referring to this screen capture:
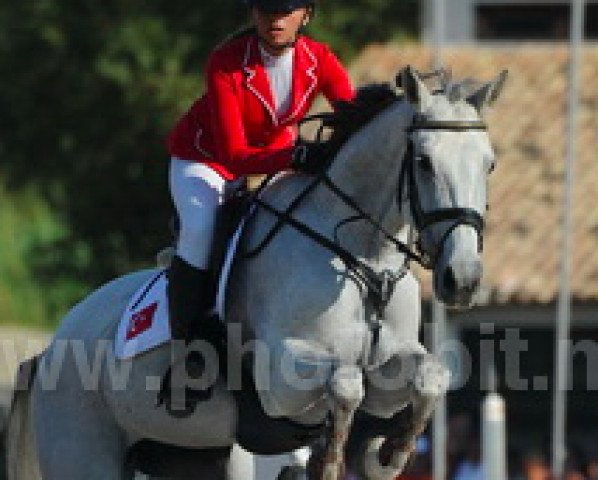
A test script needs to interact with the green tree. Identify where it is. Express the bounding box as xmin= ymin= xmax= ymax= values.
xmin=0 ymin=0 xmax=418 ymax=325
xmin=311 ymin=0 xmax=418 ymax=58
